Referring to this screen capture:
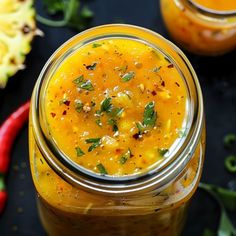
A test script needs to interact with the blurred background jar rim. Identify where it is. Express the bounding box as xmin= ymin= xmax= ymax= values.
xmin=31 ymin=24 xmax=204 ymax=195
